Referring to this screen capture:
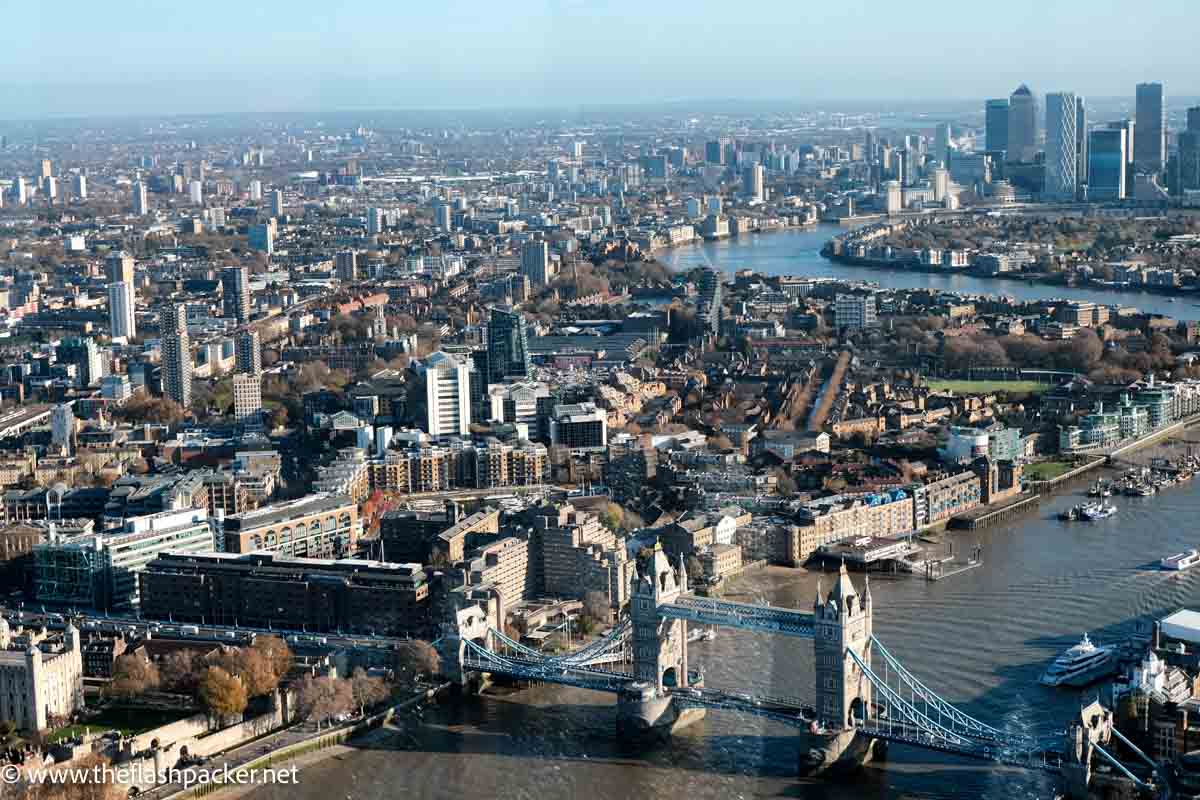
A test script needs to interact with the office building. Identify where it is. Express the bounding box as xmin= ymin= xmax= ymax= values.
xmin=0 ymin=623 xmax=83 ymax=732
xmin=108 ymin=281 xmax=136 ymax=342
xmin=50 ymin=404 xmax=74 ymax=453
xmin=220 ymin=493 xmax=359 ymax=558
xmin=221 ymin=265 xmax=251 ymax=323
xmin=985 ymin=99 xmax=1009 ymax=154
xmin=742 ymin=164 xmax=764 ymax=201
xmin=34 ymin=509 xmax=214 ymax=611
xmin=140 ymin=552 xmax=431 ymax=638
xmin=934 ymin=123 xmax=952 ymax=164
xmin=249 ymin=179 xmax=262 ymax=201
xmin=885 ymin=180 xmax=902 ymax=214
xmin=520 ymin=239 xmax=552 ymax=287
xmin=1135 ymin=82 xmax=1166 ymax=174
xmin=101 ymin=375 xmax=131 ymax=403
xmin=132 ymin=180 xmax=149 ymax=215
xmin=549 ymin=402 xmax=608 ymax=450
xmin=835 ymin=294 xmax=878 ymax=329
xmin=1179 ymin=108 xmax=1200 ymax=193
xmin=233 ymin=373 xmax=263 ymax=428
xmin=41 ymin=176 xmax=56 ymax=202
xmin=235 ymin=330 xmax=262 ymax=375
xmin=39 ymin=159 xmax=51 ymax=180
xmin=486 ymin=306 xmax=531 ymax=384
xmin=1089 ymin=128 xmax=1128 ymax=200
xmin=1045 ymin=92 xmax=1079 ymax=201
xmin=420 ymin=351 xmax=472 ymax=436
xmin=188 ymin=179 xmax=203 ymax=204
xmin=248 ymin=223 xmax=274 ymax=254
xmin=1076 ymin=95 xmax=1088 ymax=194
xmin=435 ymin=203 xmax=452 ymax=231
xmin=269 ymin=189 xmax=284 ymax=217
xmin=367 ymin=206 xmax=383 ymax=234
xmin=71 ymin=174 xmax=86 ymax=200
xmin=159 ymin=303 xmax=192 ymax=408
xmin=1007 ymin=84 xmax=1038 ymax=162
xmin=335 ymin=249 xmax=358 ymax=281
